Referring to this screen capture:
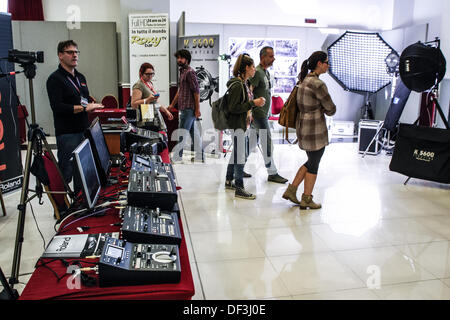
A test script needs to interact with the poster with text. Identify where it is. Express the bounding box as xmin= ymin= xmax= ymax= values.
xmin=0 ymin=14 xmax=23 ymax=195
xmin=229 ymin=38 xmax=299 ymax=101
xmin=178 ymin=35 xmax=220 ymax=152
xmin=129 ymin=13 xmax=170 ymax=106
